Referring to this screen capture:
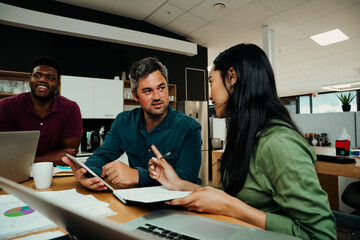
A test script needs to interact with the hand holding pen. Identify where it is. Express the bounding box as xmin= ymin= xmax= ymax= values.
xmin=148 ymin=145 xmax=181 ymax=190
xmin=148 ymin=148 xmax=176 ymax=167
